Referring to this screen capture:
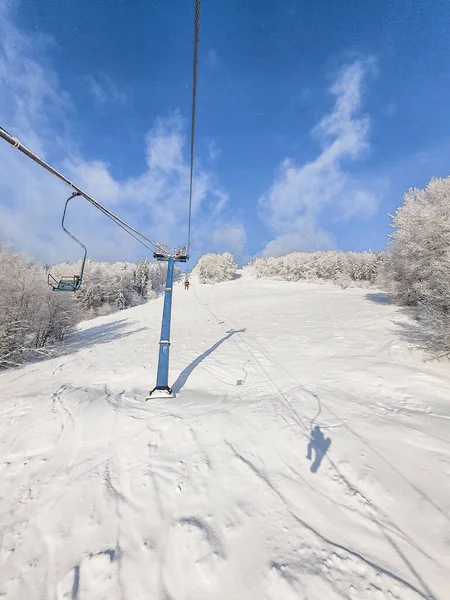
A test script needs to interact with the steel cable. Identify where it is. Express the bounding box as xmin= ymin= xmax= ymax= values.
xmin=187 ymin=0 xmax=201 ymax=252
